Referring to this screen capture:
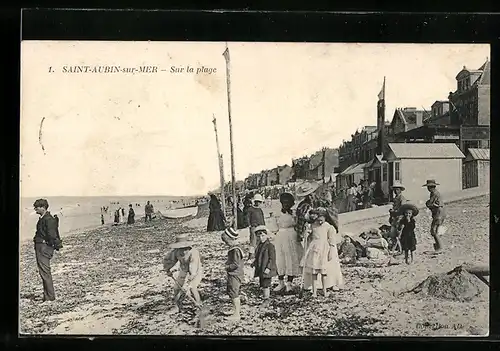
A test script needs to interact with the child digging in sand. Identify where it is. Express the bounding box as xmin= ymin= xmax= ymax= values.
xmin=398 ymin=203 xmax=419 ymax=265
xmin=251 ymin=225 xmax=277 ymax=308
xmin=163 ymin=233 xmax=203 ymax=315
xmin=221 ymin=227 xmax=244 ymax=321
